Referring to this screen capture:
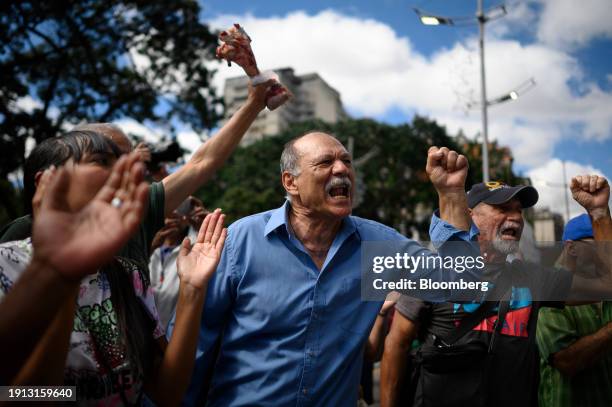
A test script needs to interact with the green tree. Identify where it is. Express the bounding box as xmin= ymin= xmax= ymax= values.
xmin=456 ymin=132 xmax=526 ymax=185
xmin=0 ymin=0 xmax=221 ymax=224
xmin=196 ymin=116 xmax=495 ymax=237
